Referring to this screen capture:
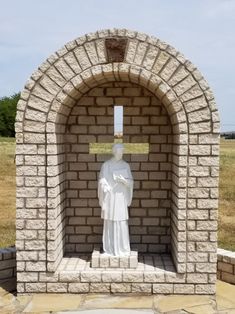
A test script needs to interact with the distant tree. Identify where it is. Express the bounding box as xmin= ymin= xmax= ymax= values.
xmin=0 ymin=93 xmax=20 ymax=137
